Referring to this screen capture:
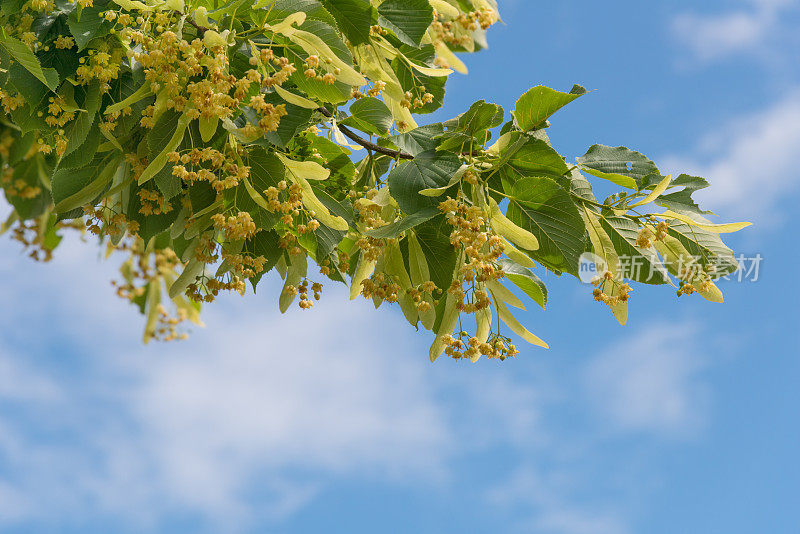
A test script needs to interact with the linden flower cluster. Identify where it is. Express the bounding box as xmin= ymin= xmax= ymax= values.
xmin=263 ymin=181 xmax=303 ymax=226
xmin=284 ymin=279 xmax=323 ymax=309
xmin=0 ymin=167 xmax=41 ymax=200
xmin=186 ymin=274 xmax=246 ymax=303
xmin=211 ymin=211 xmax=257 ymax=241
xmin=439 ymin=196 xmax=505 ymax=313
xmin=150 ymin=305 xmax=190 ymax=342
xmin=83 ymin=205 xmax=140 ymax=237
xmin=9 ymin=220 xmax=54 ymax=262
xmin=676 ymin=263 xmax=714 ymax=297
xmin=168 ymin=148 xmax=250 ymax=192
xmin=137 ymin=189 xmax=173 ymax=216
xmin=220 ymin=249 xmax=268 ymax=280
xmin=430 ymin=8 xmax=499 ymax=51
xmin=75 ymin=45 xmax=125 ymax=89
xmin=248 ymin=47 xmax=298 ymax=89
xmin=114 ymin=13 xmax=248 ymax=129
xmin=351 ymin=81 xmax=386 ymax=100
xmin=0 ymin=89 xmax=25 ymax=115
xmin=591 ymin=271 xmax=632 ymax=307
xmin=442 ymin=332 xmax=519 ymax=361
xmin=111 ymin=240 xmax=190 ymax=341
xmin=406 ymin=281 xmax=438 ymax=314
xmin=354 ymin=194 xmax=389 ymax=262
xmin=637 ymin=220 xmax=670 ymax=248
xmin=360 ymin=272 xmax=402 ymax=304
xmin=400 ymin=89 xmax=435 ymax=110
